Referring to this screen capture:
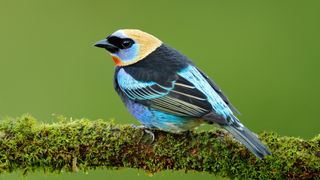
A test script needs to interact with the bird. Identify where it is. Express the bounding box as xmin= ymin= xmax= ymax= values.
xmin=94 ymin=29 xmax=271 ymax=159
